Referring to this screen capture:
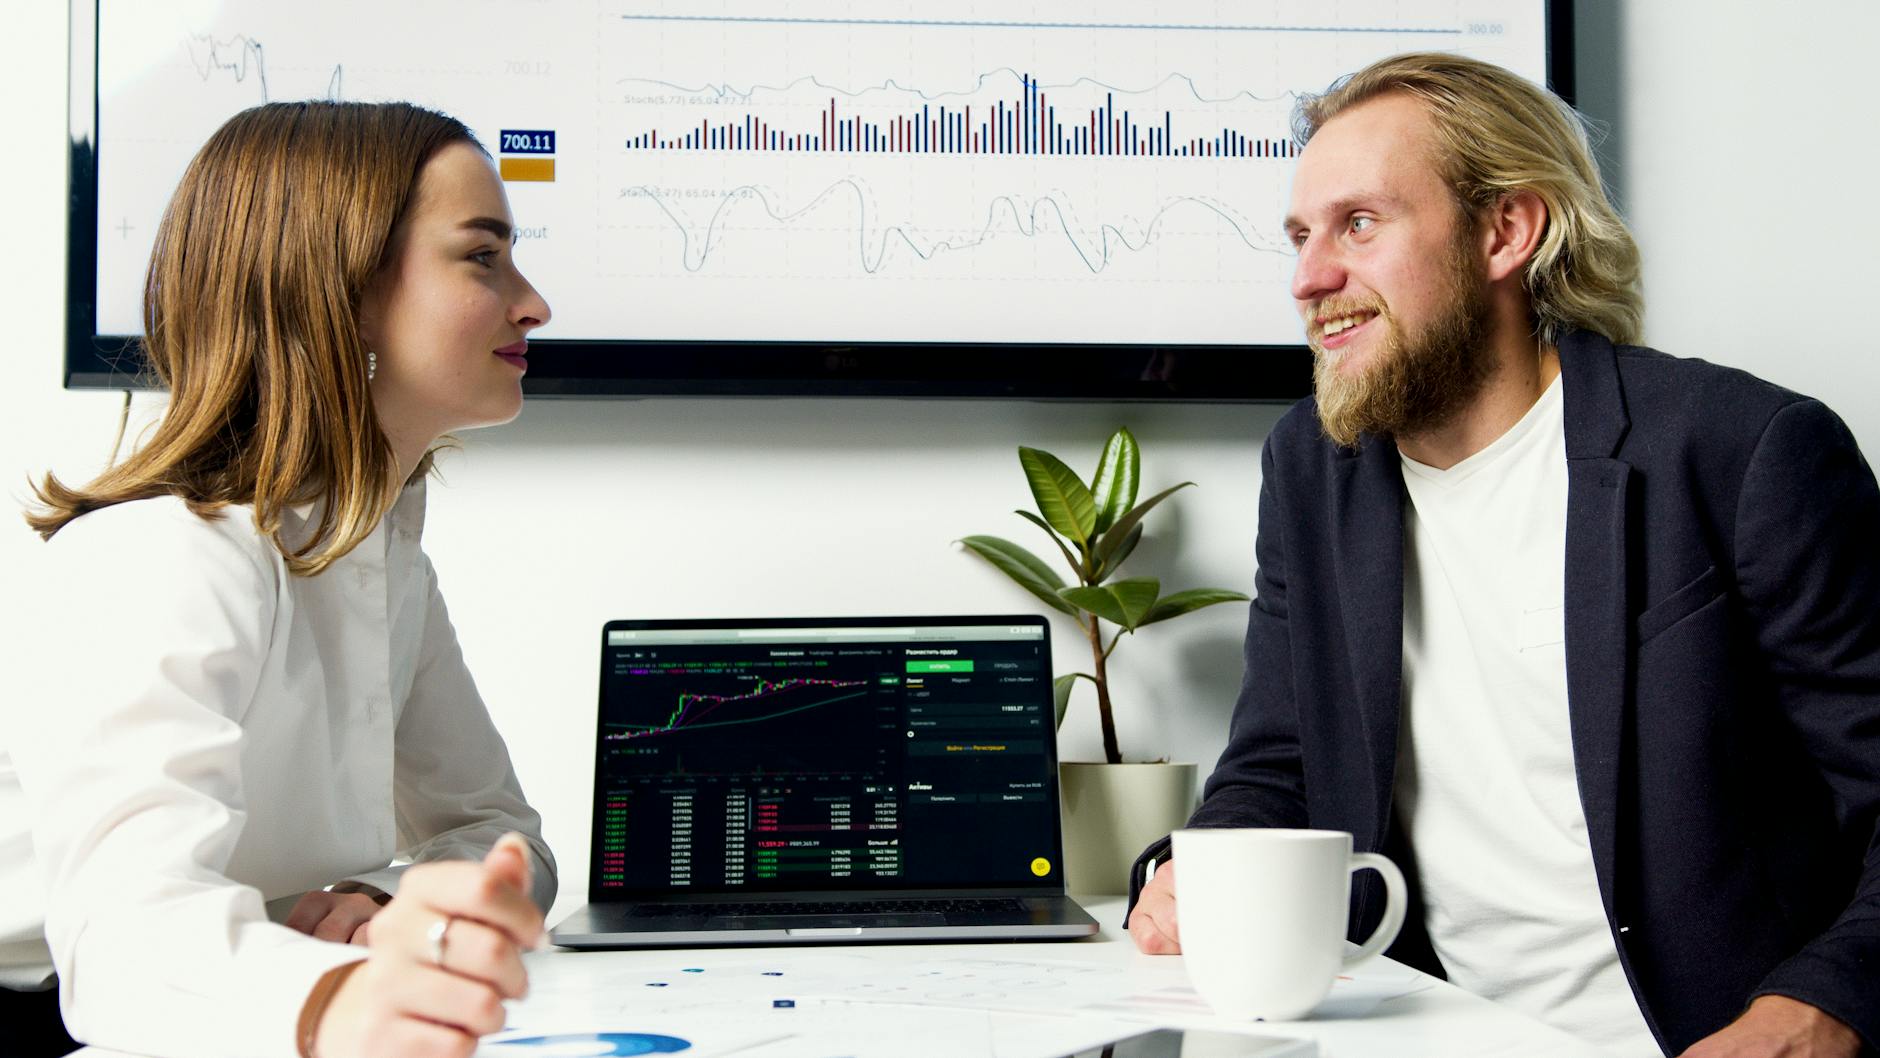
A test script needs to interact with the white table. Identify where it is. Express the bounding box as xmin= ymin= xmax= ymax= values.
xmin=77 ymin=898 xmax=1608 ymax=1057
